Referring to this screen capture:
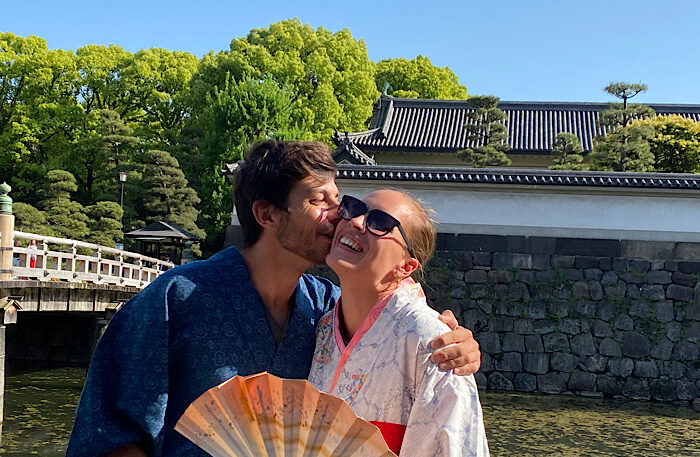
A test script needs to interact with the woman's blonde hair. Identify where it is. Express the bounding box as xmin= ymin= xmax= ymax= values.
xmin=392 ymin=189 xmax=437 ymax=279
